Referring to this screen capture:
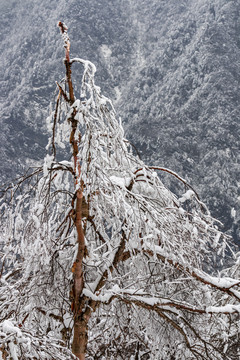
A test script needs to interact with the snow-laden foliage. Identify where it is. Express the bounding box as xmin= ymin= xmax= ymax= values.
xmin=1 ymin=24 xmax=240 ymax=360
